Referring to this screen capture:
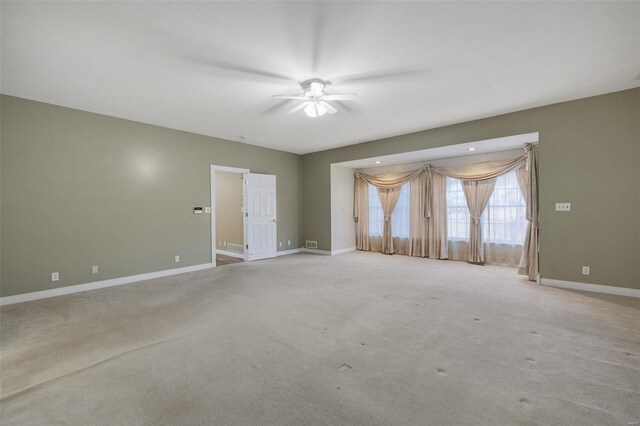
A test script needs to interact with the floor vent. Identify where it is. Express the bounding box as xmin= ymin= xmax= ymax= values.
xmin=305 ymin=240 xmax=318 ymax=249
xmin=227 ymin=243 xmax=244 ymax=254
